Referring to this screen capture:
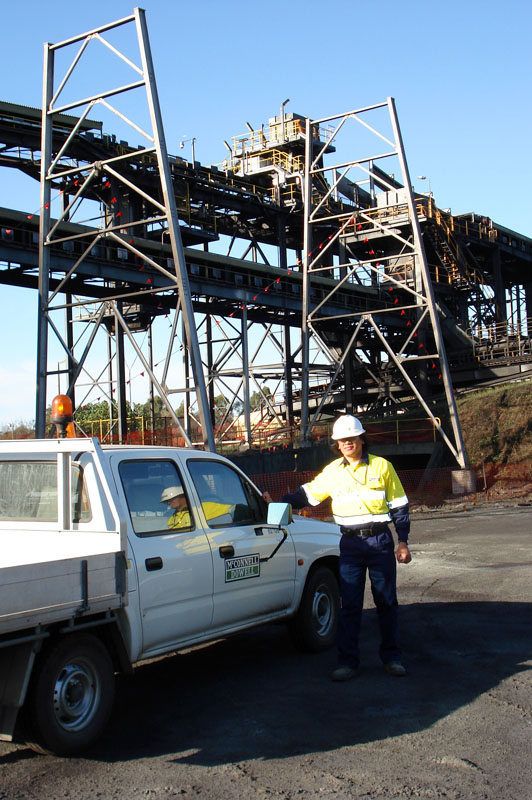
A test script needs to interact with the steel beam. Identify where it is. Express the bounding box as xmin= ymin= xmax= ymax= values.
xmin=36 ymin=8 xmax=214 ymax=448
